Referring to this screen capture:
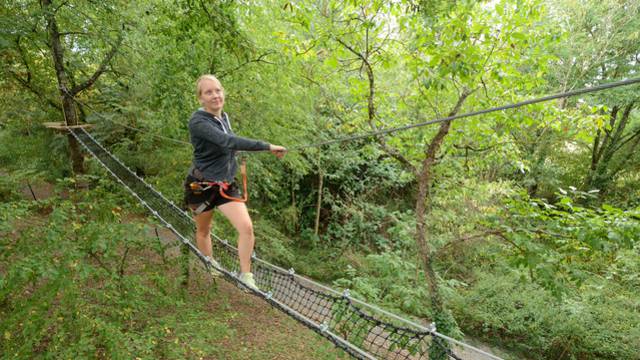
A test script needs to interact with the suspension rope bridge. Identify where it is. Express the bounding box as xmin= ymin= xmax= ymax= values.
xmin=68 ymin=127 xmax=500 ymax=360
xmin=60 ymin=76 xmax=640 ymax=359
